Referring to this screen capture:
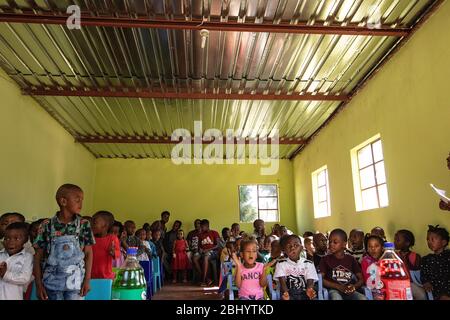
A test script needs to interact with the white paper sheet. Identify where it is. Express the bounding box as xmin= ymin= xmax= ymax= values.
xmin=430 ymin=183 xmax=450 ymax=204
